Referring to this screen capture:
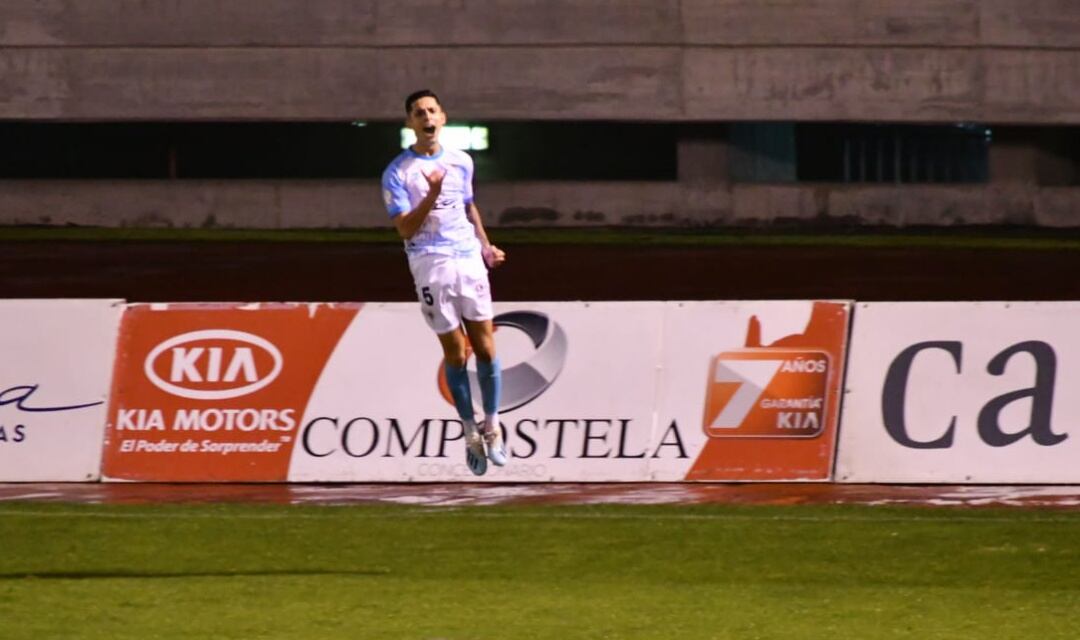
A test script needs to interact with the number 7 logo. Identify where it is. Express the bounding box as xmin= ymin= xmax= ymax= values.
xmin=703 ymin=349 xmax=831 ymax=439
xmin=704 ymin=357 xmax=783 ymax=431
